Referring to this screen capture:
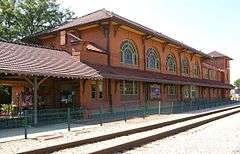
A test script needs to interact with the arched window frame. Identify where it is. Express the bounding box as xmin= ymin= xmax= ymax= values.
xmin=166 ymin=54 xmax=176 ymax=73
xmin=181 ymin=56 xmax=190 ymax=75
xmin=146 ymin=48 xmax=160 ymax=70
xmin=120 ymin=40 xmax=138 ymax=65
